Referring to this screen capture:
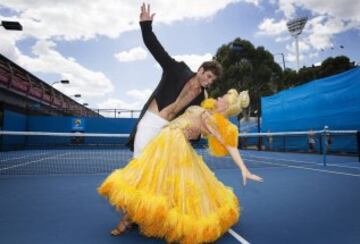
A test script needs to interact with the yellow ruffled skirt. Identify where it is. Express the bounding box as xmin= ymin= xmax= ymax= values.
xmin=98 ymin=127 xmax=240 ymax=244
